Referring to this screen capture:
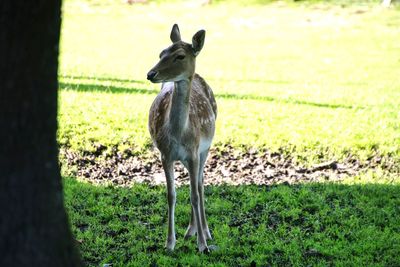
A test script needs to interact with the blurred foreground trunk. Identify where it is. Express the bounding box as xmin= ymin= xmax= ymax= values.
xmin=0 ymin=1 xmax=82 ymax=266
